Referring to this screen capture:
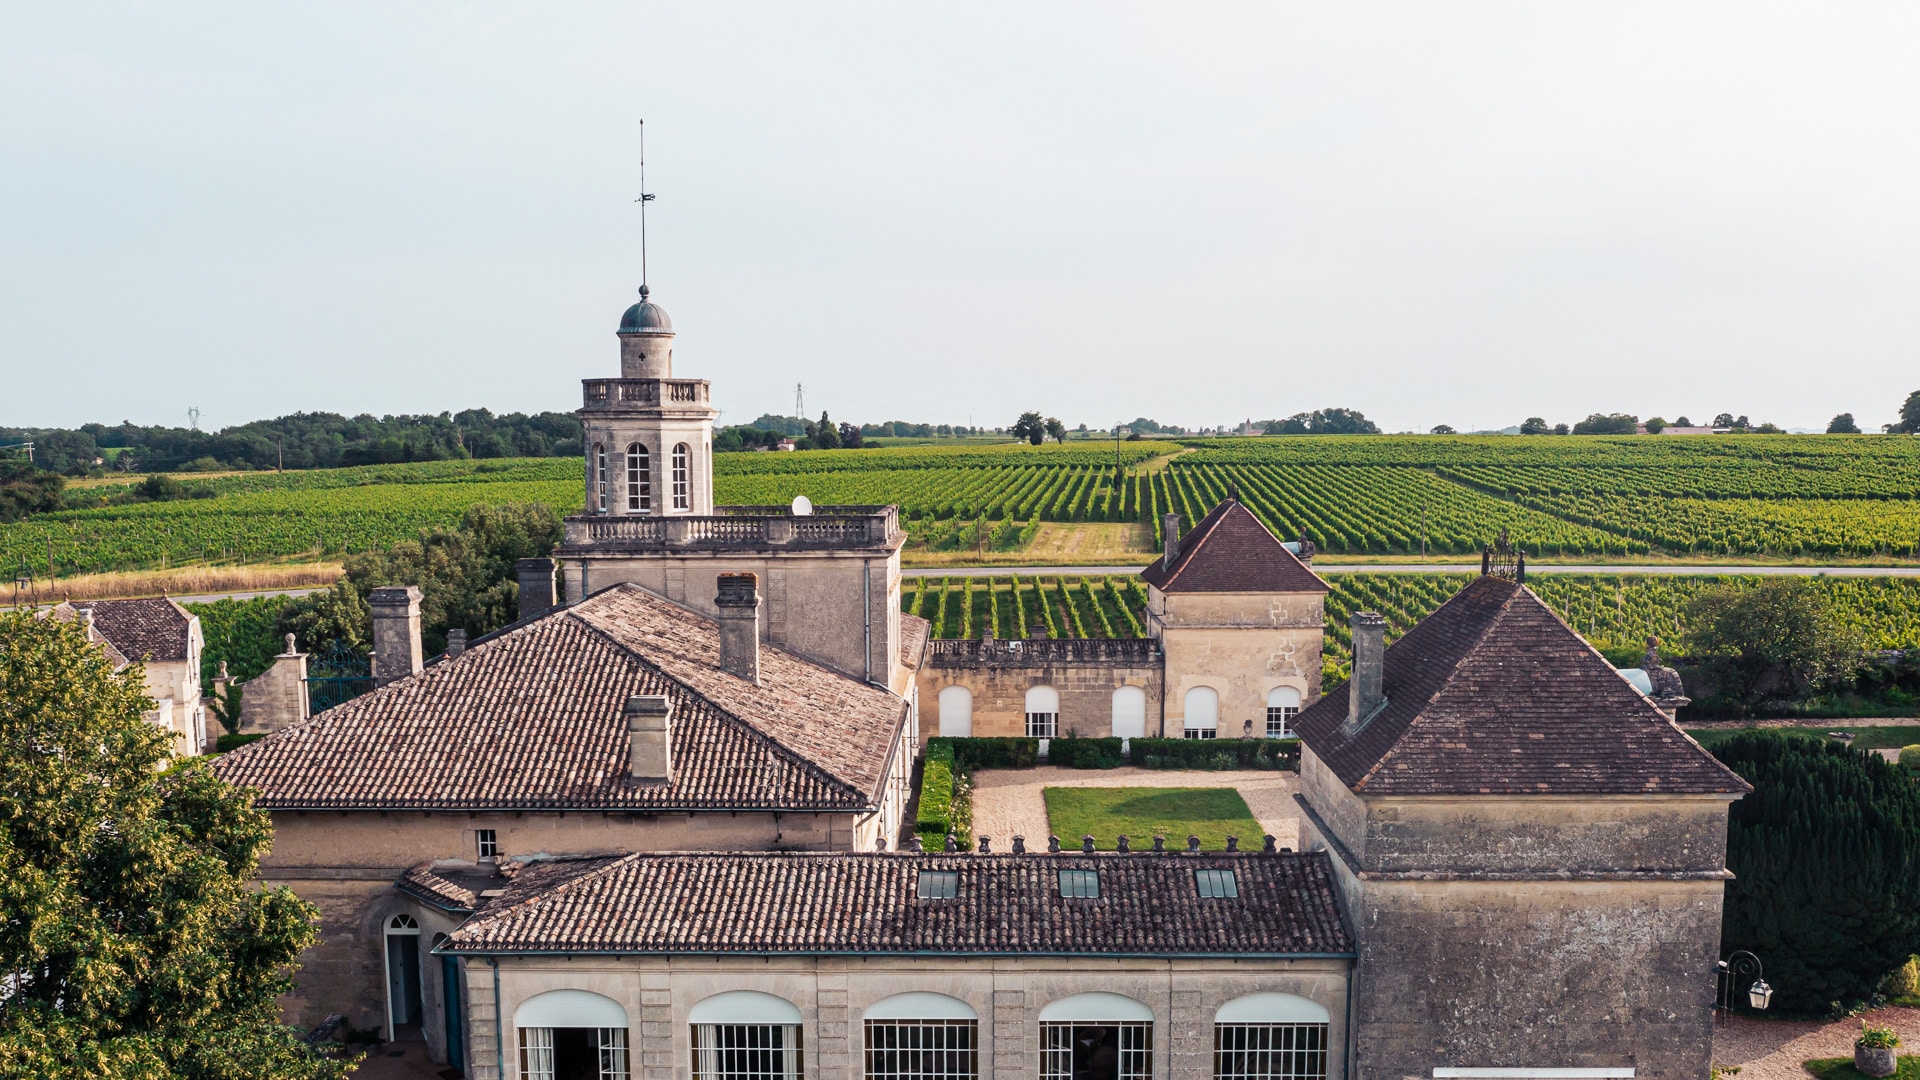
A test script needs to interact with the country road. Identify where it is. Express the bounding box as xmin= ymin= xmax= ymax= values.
xmin=902 ymin=563 xmax=1920 ymax=578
